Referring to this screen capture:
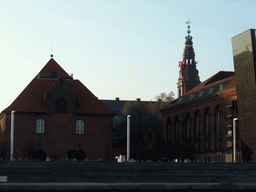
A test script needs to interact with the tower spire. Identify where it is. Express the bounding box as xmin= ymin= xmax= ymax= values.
xmin=177 ymin=20 xmax=200 ymax=97
xmin=185 ymin=19 xmax=192 ymax=42
xmin=186 ymin=19 xmax=191 ymax=37
xmin=50 ymin=44 xmax=53 ymax=58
